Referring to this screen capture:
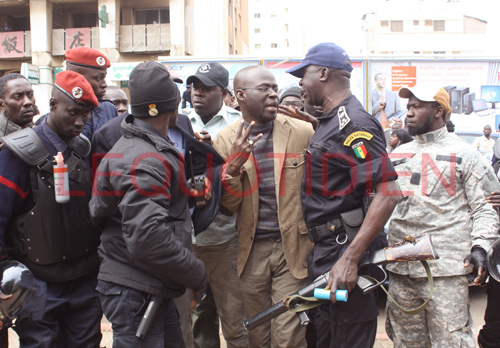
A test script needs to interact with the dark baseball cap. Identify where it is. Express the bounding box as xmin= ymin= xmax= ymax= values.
xmin=186 ymin=62 xmax=229 ymax=88
xmin=286 ymin=43 xmax=353 ymax=78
